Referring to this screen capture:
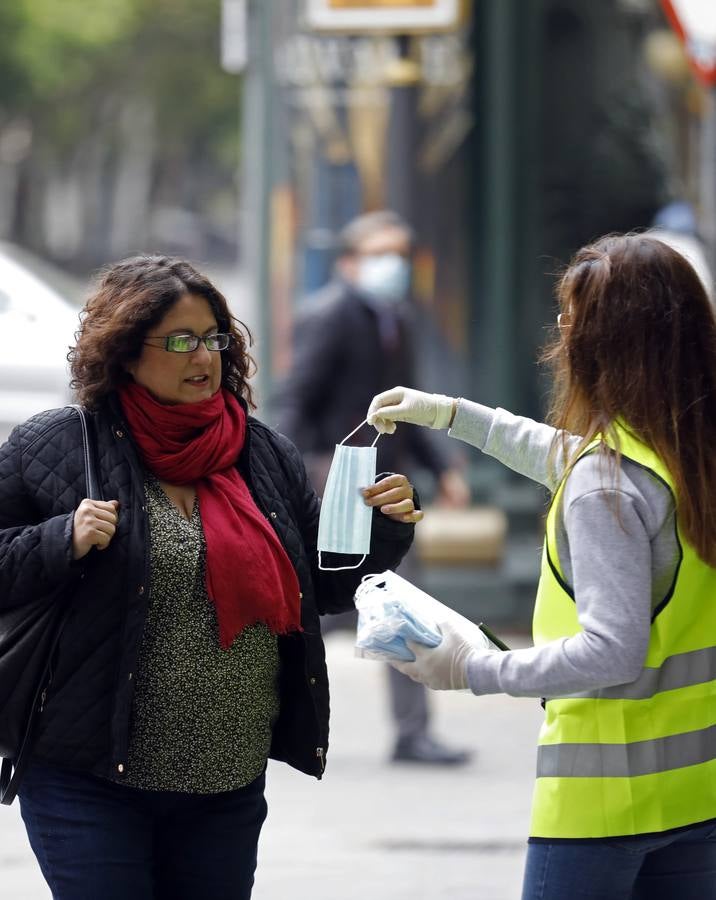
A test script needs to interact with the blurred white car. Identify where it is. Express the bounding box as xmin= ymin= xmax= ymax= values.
xmin=0 ymin=243 xmax=79 ymax=444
